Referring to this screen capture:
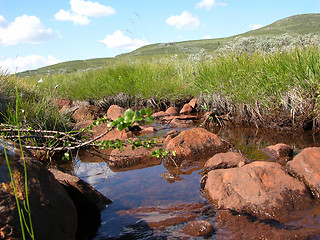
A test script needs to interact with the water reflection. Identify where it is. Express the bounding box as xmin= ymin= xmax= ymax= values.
xmin=72 ymin=126 xmax=320 ymax=239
